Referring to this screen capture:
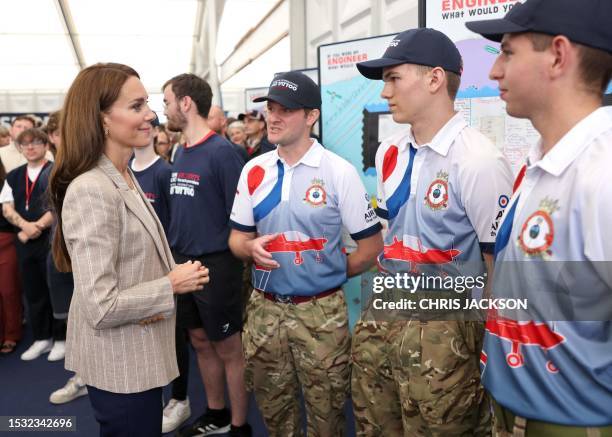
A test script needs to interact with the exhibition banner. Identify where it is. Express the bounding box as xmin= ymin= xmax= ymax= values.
xmin=244 ymin=87 xmax=269 ymax=113
xmin=424 ymin=0 xmax=538 ymax=173
xmin=318 ymin=34 xmax=404 ymax=196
